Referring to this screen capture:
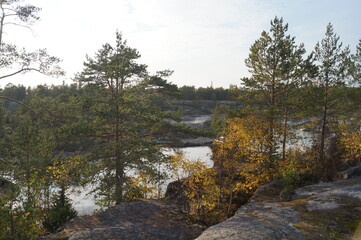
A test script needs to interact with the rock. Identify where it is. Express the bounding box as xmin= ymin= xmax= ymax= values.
xmin=306 ymin=200 xmax=340 ymax=211
xmin=342 ymin=166 xmax=361 ymax=179
xmin=295 ymin=176 xmax=361 ymax=200
xmin=197 ymin=177 xmax=361 ymax=240
xmin=249 ymin=180 xmax=283 ymax=202
xmin=40 ymin=177 xmax=361 ymax=240
xmin=165 ymin=180 xmax=188 ymax=208
xmin=41 ymin=199 xmax=203 ymax=240
xmin=181 ymin=137 xmax=214 ymax=147
xmin=196 ymin=199 xmax=303 ymax=240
